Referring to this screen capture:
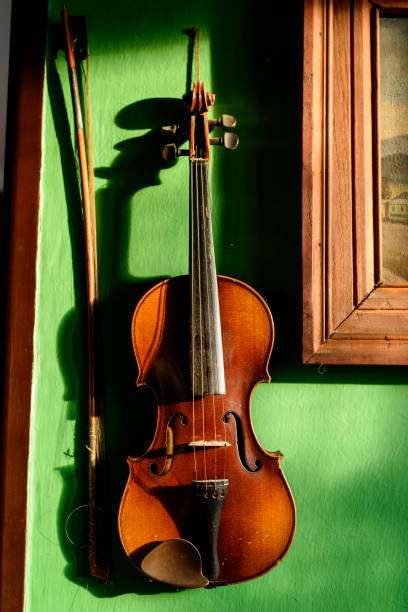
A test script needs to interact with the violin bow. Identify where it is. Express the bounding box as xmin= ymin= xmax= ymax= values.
xmin=62 ymin=8 xmax=110 ymax=582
